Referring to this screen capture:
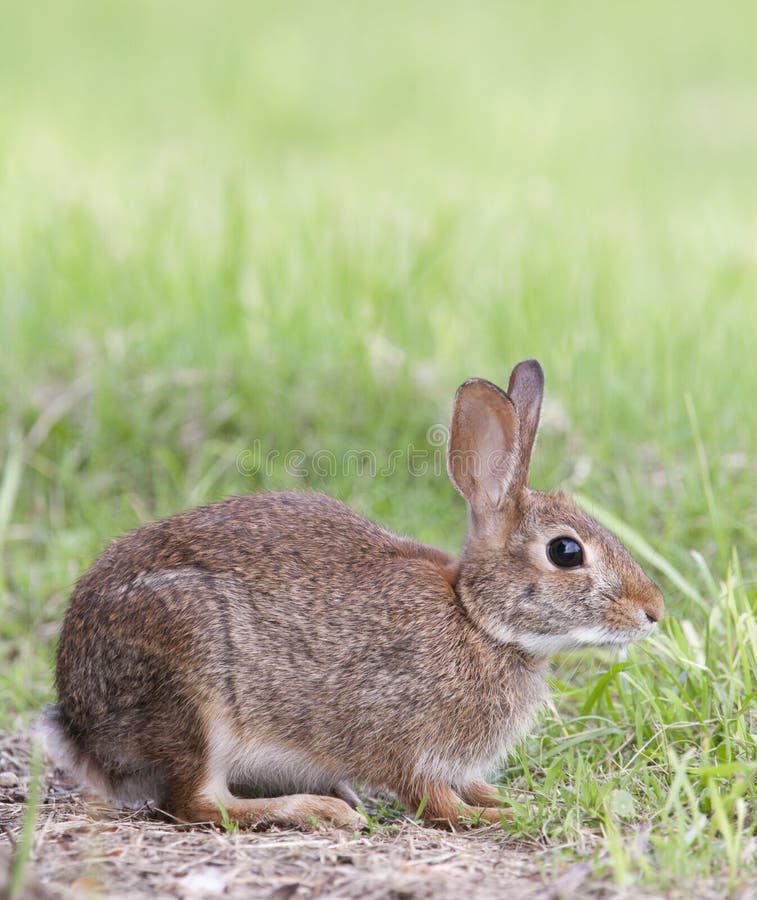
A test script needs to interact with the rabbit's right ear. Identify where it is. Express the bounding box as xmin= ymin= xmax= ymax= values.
xmin=447 ymin=379 xmax=521 ymax=521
